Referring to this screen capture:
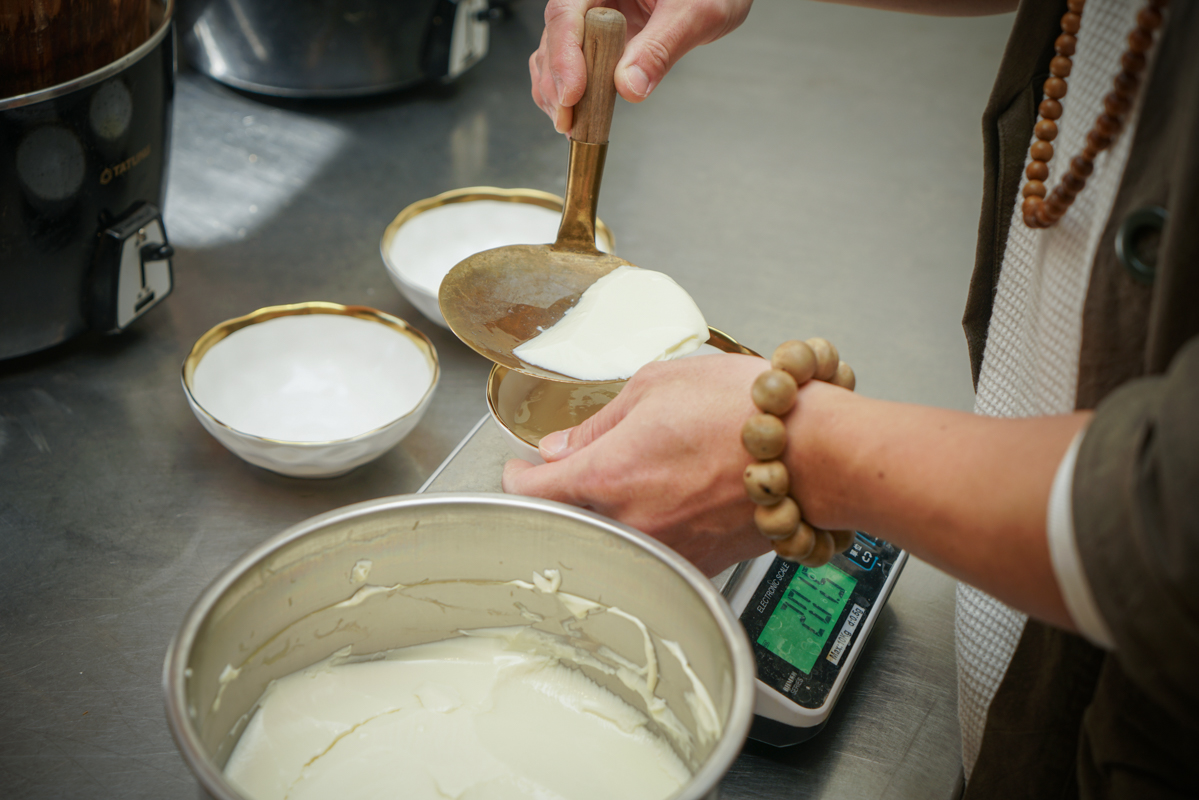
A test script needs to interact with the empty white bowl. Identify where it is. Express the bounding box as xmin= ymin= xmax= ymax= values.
xmin=380 ymin=187 xmax=615 ymax=328
xmin=488 ymin=329 xmax=757 ymax=465
xmin=182 ymin=303 xmax=439 ymax=478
